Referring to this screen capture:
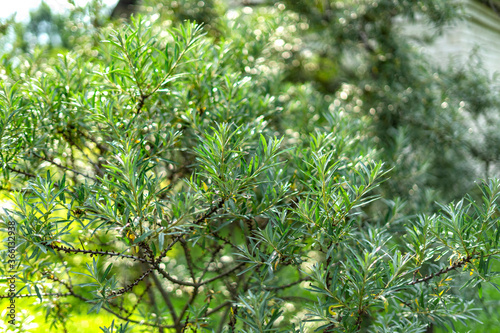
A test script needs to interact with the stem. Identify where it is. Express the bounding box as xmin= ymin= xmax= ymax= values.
xmin=150 ymin=271 xmax=179 ymax=326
